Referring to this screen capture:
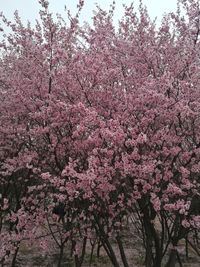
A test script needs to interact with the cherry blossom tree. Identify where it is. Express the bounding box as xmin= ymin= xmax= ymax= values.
xmin=0 ymin=0 xmax=200 ymax=266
